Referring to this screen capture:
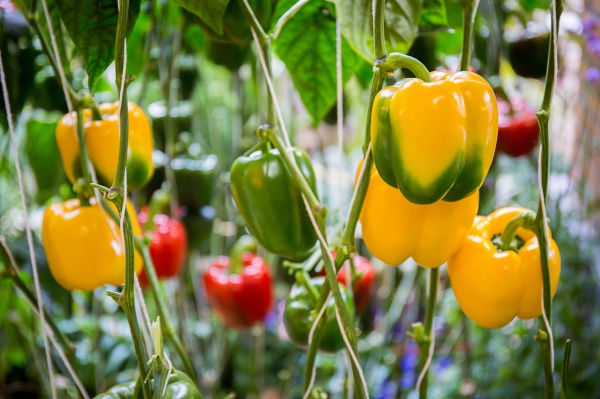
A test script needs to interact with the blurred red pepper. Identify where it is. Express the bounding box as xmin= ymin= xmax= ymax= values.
xmin=138 ymin=207 xmax=187 ymax=285
xmin=497 ymin=97 xmax=539 ymax=157
xmin=203 ymin=236 xmax=273 ymax=330
xmin=319 ymin=253 xmax=375 ymax=312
